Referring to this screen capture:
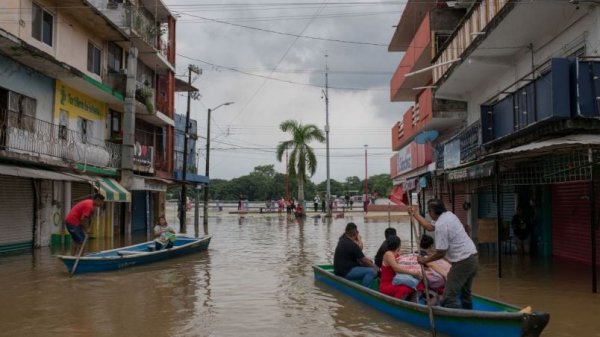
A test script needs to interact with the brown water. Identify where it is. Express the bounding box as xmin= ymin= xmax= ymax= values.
xmin=0 ymin=212 xmax=598 ymax=337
